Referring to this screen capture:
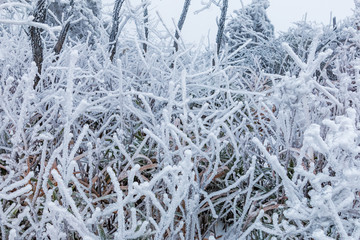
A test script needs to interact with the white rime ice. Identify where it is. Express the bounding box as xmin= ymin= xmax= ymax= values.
xmin=1 ymin=0 xmax=360 ymax=239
